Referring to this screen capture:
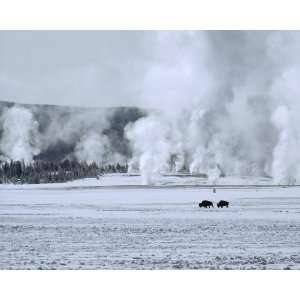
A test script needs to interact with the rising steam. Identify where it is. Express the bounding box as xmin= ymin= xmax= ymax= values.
xmin=0 ymin=106 xmax=40 ymax=162
xmin=2 ymin=31 xmax=300 ymax=184
xmin=125 ymin=31 xmax=300 ymax=184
